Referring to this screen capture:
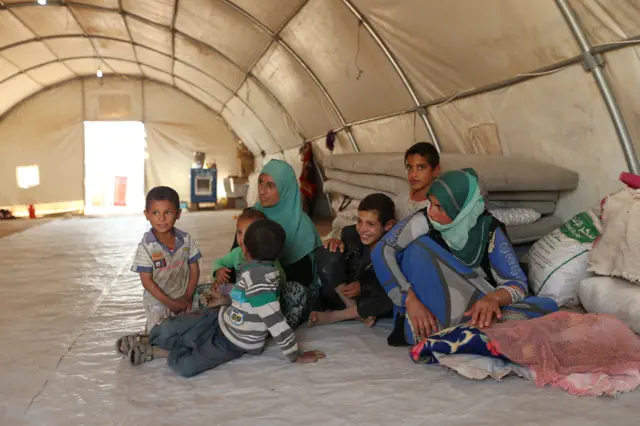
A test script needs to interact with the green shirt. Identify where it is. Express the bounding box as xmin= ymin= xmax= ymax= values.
xmin=212 ymin=247 xmax=287 ymax=287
